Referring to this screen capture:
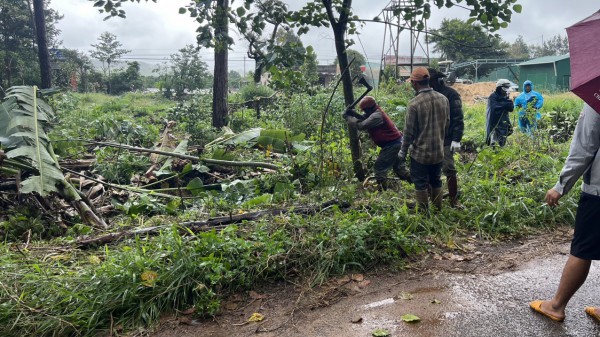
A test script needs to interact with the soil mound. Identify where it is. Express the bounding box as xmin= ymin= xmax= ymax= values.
xmin=452 ymin=82 xmax=520 ymax=105
xmin=452 ymin=82 xmax=495 ymax=105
